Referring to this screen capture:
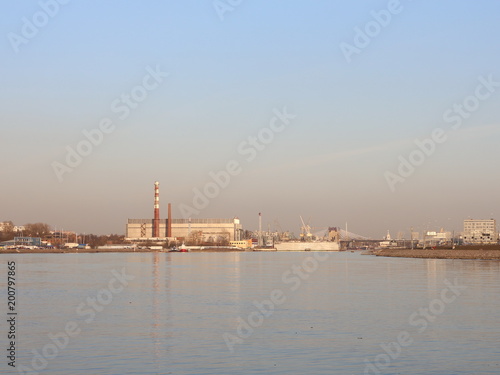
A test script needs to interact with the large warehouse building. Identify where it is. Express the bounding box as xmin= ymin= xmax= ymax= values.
xmin=126 ymin=218 xmax=243 ymax=242
xmin=125 ymin=182 xmax=243 ymax=242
